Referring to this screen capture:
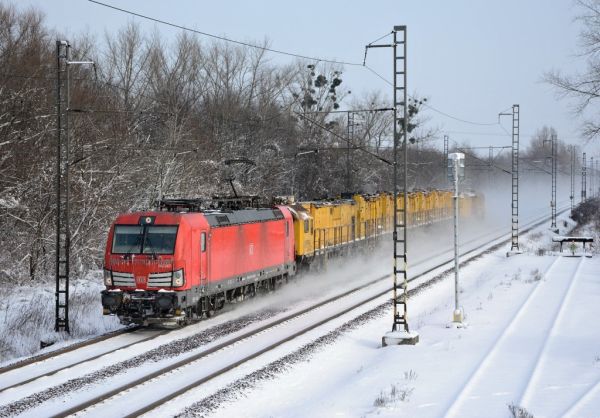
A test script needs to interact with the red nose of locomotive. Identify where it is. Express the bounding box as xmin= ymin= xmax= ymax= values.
xmin=101 ymin=213 xmax=187 ymax=326
xmin=103 ymin=215 xmax=182 ymax=289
